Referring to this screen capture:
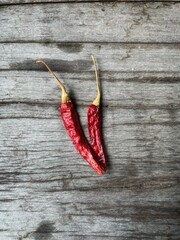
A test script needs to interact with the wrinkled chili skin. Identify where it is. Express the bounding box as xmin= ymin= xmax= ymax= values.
xmin=60 ymin=102 xmax=103 ymax=175
xmin=88 ymin=104 xmax=106 ymax=172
